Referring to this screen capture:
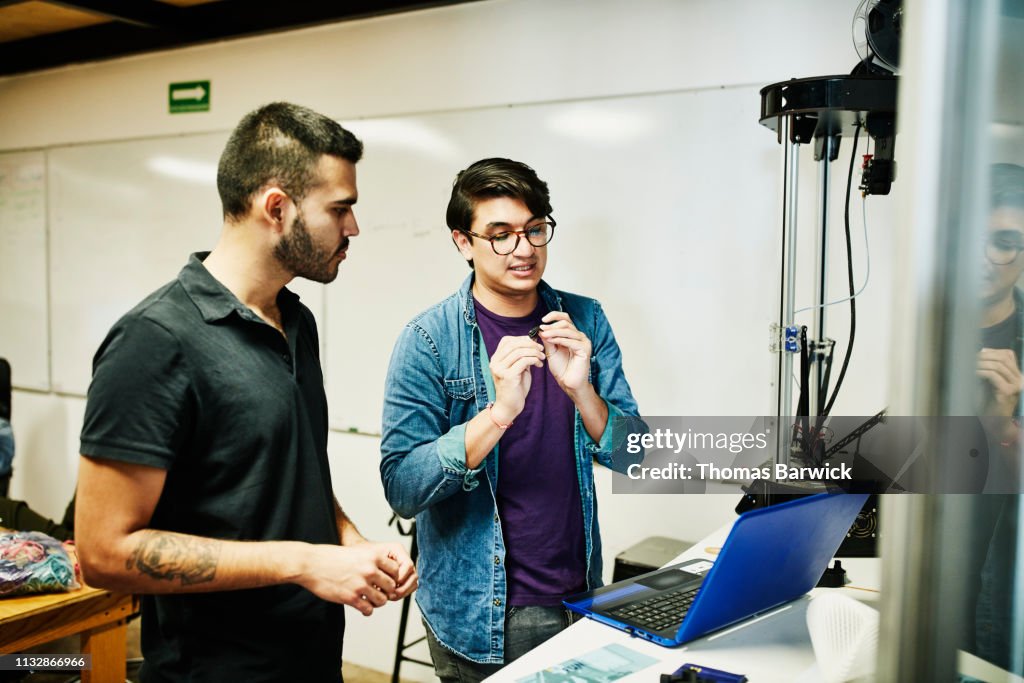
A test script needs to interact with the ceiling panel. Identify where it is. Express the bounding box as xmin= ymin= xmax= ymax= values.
xmin=0 ymin=1 xmax=107 ymax=43
xmin=0 ymin=0 xmax=478 ymax=77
